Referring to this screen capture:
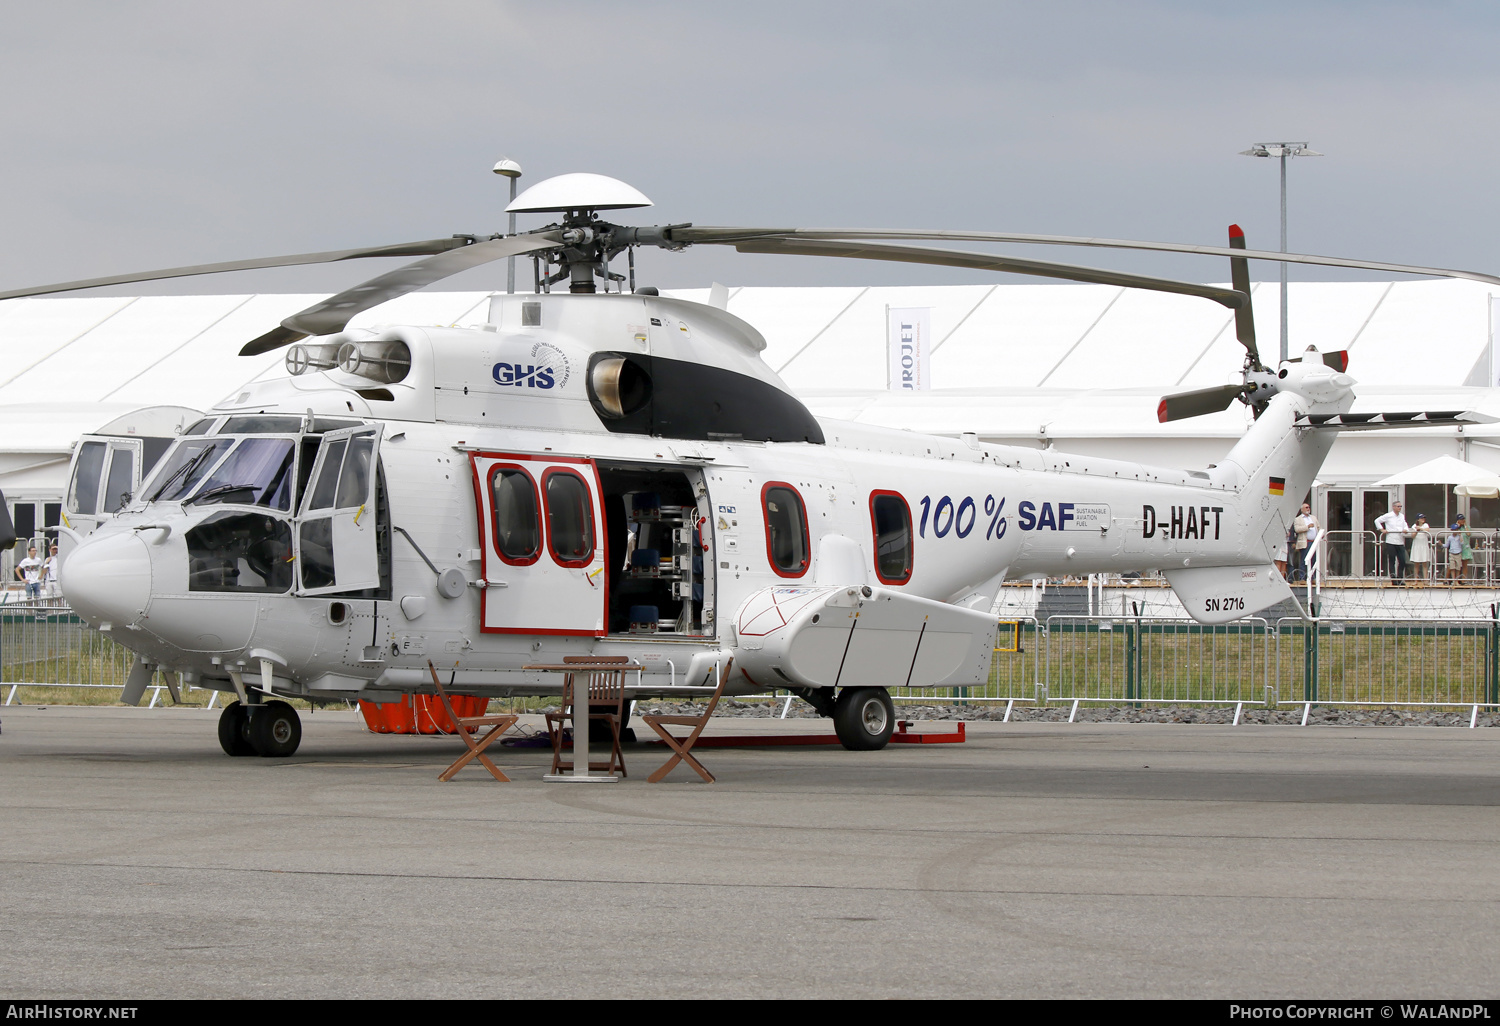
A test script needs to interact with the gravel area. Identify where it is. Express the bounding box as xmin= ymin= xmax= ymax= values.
xmin=630 ymin=698 xmax=1500 ymax=727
